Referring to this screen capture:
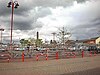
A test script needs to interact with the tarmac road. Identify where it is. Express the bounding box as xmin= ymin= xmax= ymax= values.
xmin=0 ymin=56 xmax=100 ymax=75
